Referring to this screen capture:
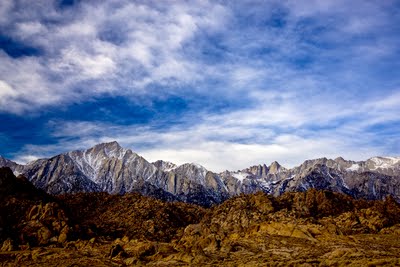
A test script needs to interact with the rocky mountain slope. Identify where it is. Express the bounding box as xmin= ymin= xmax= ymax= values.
xmin=2 ymin=167 xmax=400 ymax=266
xmin=221 ymin=156 xmax=400 ymax=202
xmin=1 ymin=141 xmax=399 ymax=205
xmin=1 ymin=142 xmax=227 ymax=206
